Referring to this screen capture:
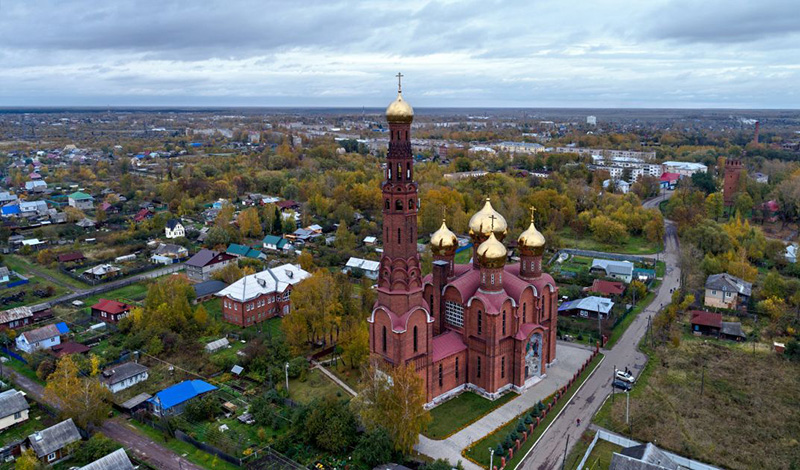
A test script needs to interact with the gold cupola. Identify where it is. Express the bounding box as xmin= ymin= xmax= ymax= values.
xmin=476 ymin=232 xmax=507 ymax=269
xmin=386 ymin=73 xmax=414 ymax=124
xmin=468 ymin=197 xmax=508 ymax=242
xmin=518 ymin=207 xmax=546 ymax=256
xmin=430 ymin=219 xmax=458 ymax=256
